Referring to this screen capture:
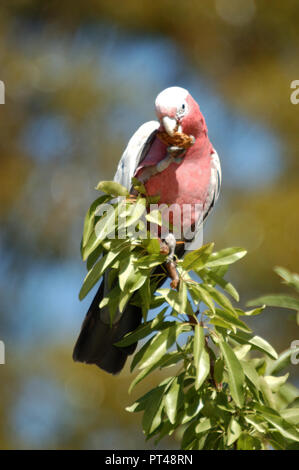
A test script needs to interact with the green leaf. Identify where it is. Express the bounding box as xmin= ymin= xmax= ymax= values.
xmin=79 ymin=250 xmax=120 ymax=300
xmin=205 ymin=247 xmax=247 ymax=268
xmin=247 ymin=294 xmax=299 ymax=311
xmin=86 ymin=243 xmax=103 ymax=271
xmin=193 ymin=323 xmax=203 ymax=370
xmin=156 ymin=288 xmax=193 ymax=316
xmin=135 ymin=253 xmax=166 ymax=270
xmin=234 ymin=344 xmax=251 ymax=360
xmin=115 ymin=322 xmax=153 ymax=347
xmin=214 ymin=357 xmax=224 ymax=383
xmin=124 ymin=197 xmax=146 ymax=227
xmin=82 ymin=195 xmax=110 ymax=249
xmin=129 ymin=368 xmax=155 ymax=396
xmin=254 ymin=403 xmax=299 ymax=442
xmin=212 ymin=264 xmax=229 ymax=279
xmin=267 ymin=431 xmax=288 ymax=450
xmin=131 ymin=177 xmax=146 ymax=195
xmin=240 ymin=360 xmax=261 ymax=391
xmin=146 ymin=209 xmax=162 ymax=226
xmin=227 ymin=417 xmax=241 ymax=446
xmin=202 ymin=284 xmax=237 ymax=316
xmin=99 ymin=282 xmax=131 ymax=323
xmin=96 ymin=180 xmax=128 ymax=197
xmin=194 ymin=324 xmax=210 ymax=390
xmin=131 ymin=322 xmax=190 ymax=371
xmin=244 ymin=415 xmax=267 ymax=434
xmin=266 ymin=347 xmax=299 ymax=375
xmin=219 ymin=340 xmax=245 ymax=407
xmin=202 ymin=431 xmax=224 ymax=450
xmin=142 ymin=385 xmax=167 ymax=435
xmin=188 ymin=283 xmax=215 ymax=314
xmin=249 ymin=335 xmax=278 ymax=360
xmin=94 ymin=204 xmax=118 ymax=244
xmin=213 ymin=308 xmax=251 ymax=333
xmin=203 ymin=270 xmax=239 ymax=301
xmin=182 ymin=243 xmax=214 ymax=271
xmin=237 ymin=433 xmax=261 ymax=450
xmin=119 ymin=254 xmax=148 ymax=294
xmin=182 ymin=397 xmax=204 ymax=425
xmin=210 ymin=316 xmax=236 ymax=332
xmin=129 ymin=352 xmax=183 ymax=393
xmin=236 ymin=305 xmax=265 ymax=316
xmin=83 ymin=218 xmax=124 ymax=261
xmin=274 ymin=266 xmax=299 ymax=292
xmin=117 ymin=312 xmax=169 ymax=348
xmin=126 ymin=387 xmax=162 ymax=413
xmin=139 ymin=277 xmax=151 ymax=320
xmin=118 ymin=289 xmax=131 ymax=314
xmin=81 ymin=230 xmax=96 ymax=261
xmin=100 ymin=284 xmax=120 ymax=324
xmin=150 ymin=295 xmax=167 ymax=309
xmin=144 ymin=238 xmax=161 ymax=254
xmin=195 ymin=417 xmax=212 ymax=434
xmin=181 ymin=422 xmax=197 ymax=450
xmin=264 ymin=373 xmax=289 ymax=392
xmin=165 ymin=376 xmax=181 ymax=424
xmin=225 ymin=329 xmax=278 ymax=360
xmin=118 ymin=254 xmax=135 ymax=290
xmin=150 ymin=307 xmax=168 ymax=328
xmin=259 ymin=376 xmax=277 ymax=409
xmin=280 ymin=408 xmax=299 ymax=425
xmin=277 ymin=383 xmax=299 ymax=407
xmin=178 ymin=281 xmax=188 ymax=314
xmin=260 ymin=409 xmax=299 ymax=442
